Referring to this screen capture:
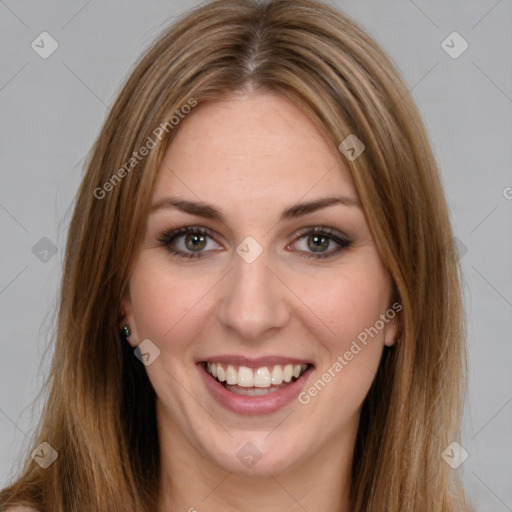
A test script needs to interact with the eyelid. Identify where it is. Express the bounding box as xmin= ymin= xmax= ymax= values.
xmin=292 ymin=225 xmax=350 ymax=241
xmin=158 ymin=225 xmax=223 ymax=249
